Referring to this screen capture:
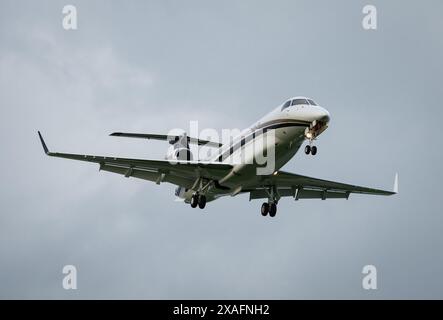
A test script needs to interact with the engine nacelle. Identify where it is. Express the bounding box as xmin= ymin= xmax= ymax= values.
xmin=165 ymin=133 xmax=193 ymax=161
xmin=166 ymin=147 xmax=193 ymax=161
